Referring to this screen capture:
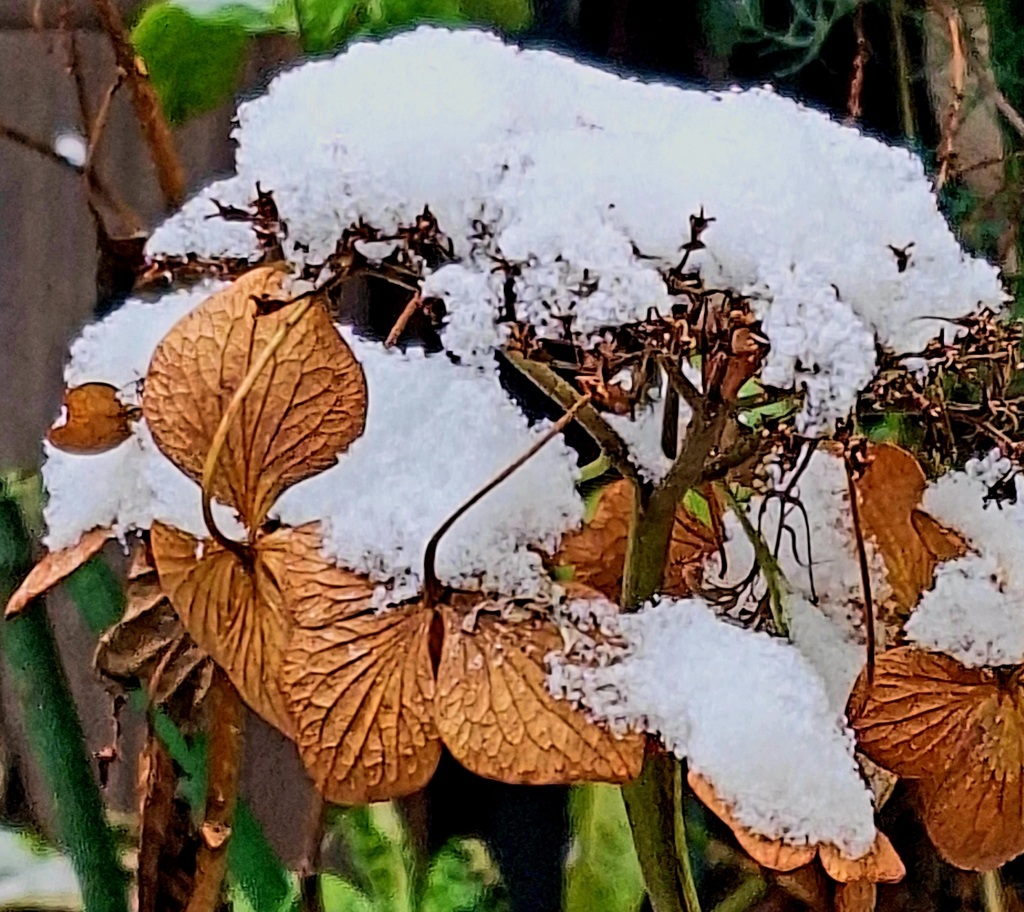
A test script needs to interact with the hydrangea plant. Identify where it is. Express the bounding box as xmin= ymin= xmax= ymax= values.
xmin=10 ymin=25 xmax=1024 ymax=912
